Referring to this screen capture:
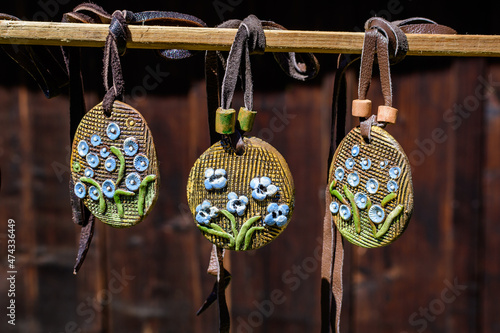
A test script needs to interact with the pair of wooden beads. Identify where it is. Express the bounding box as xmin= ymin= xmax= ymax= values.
xmin=352 ymin=99 xmax=398 ymax=124
xmin=215 ymin=107 xmax=257 ymax=134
